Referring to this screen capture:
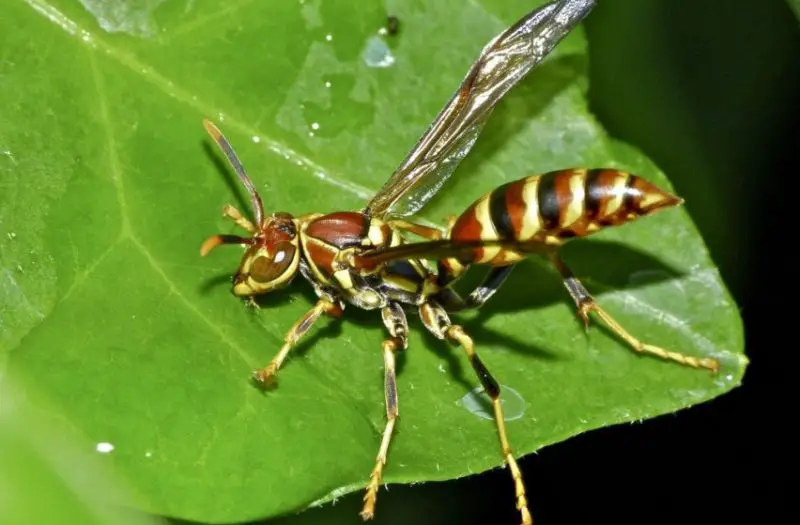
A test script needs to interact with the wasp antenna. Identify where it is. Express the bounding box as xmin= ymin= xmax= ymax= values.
xmin=200 ymin=234 xmax=252 ymax=257
xmin=203 ymin=119 xmax=266 ymax=227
